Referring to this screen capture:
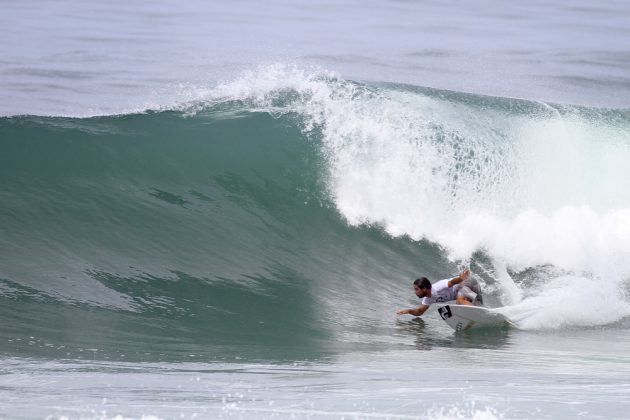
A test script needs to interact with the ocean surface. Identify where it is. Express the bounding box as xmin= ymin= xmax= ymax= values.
xmin=2 ymin=1 xmax=630 ymax=419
